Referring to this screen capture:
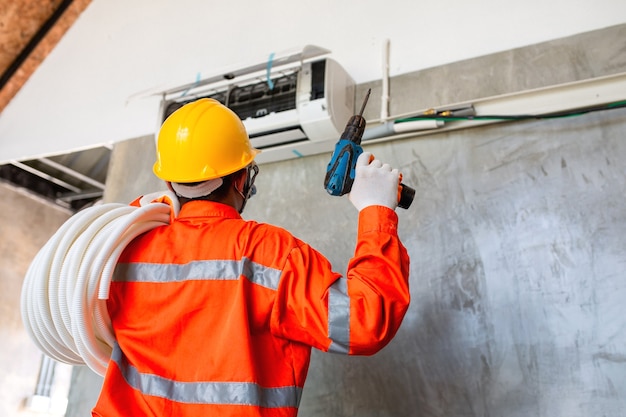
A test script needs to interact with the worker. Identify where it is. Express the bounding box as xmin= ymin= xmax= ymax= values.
xmin=92 ymin=98 xmax=410 ymax=417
